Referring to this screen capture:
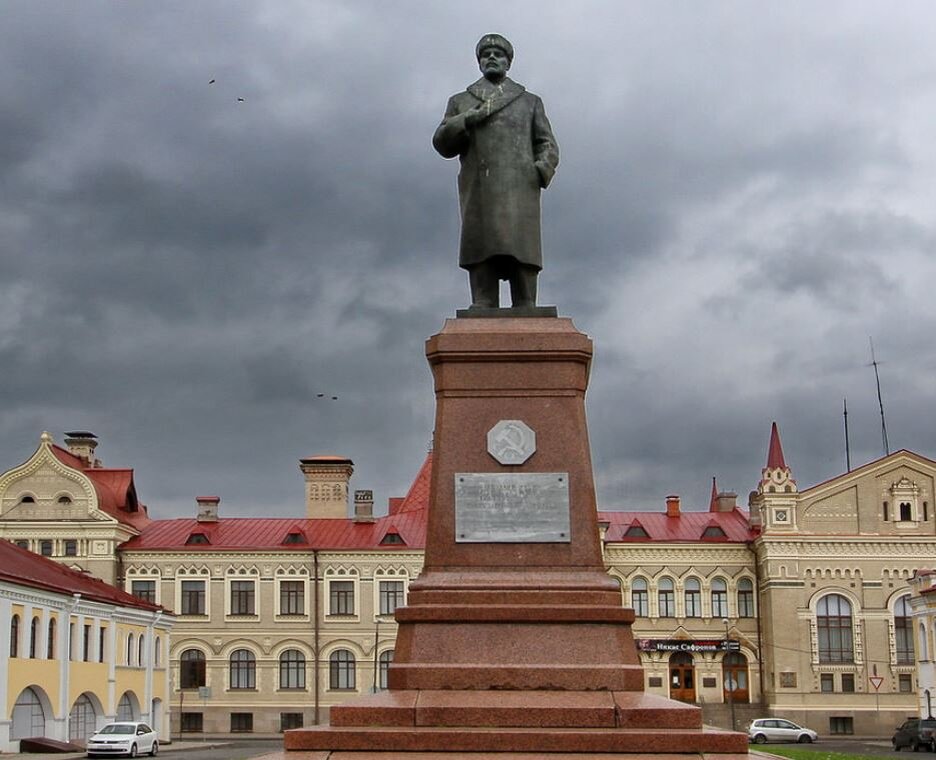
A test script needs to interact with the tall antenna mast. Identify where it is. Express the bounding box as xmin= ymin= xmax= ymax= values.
xmin=868 ymin=337 xmax=889 ymax=456
xmin=843 ymin=397 xmax=851 ymax=472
